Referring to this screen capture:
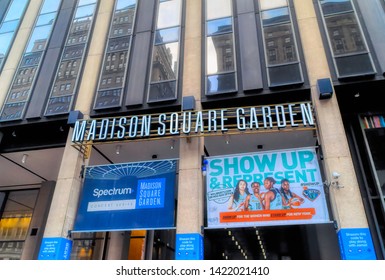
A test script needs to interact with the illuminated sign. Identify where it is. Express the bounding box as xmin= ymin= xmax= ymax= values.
xmin=71 ymin=102 xmax=315 ymax=144
xmin=205 ymin=147 xmax=330 ymax=228
xmin=73 ymin=160 xmax=177 ymax=232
